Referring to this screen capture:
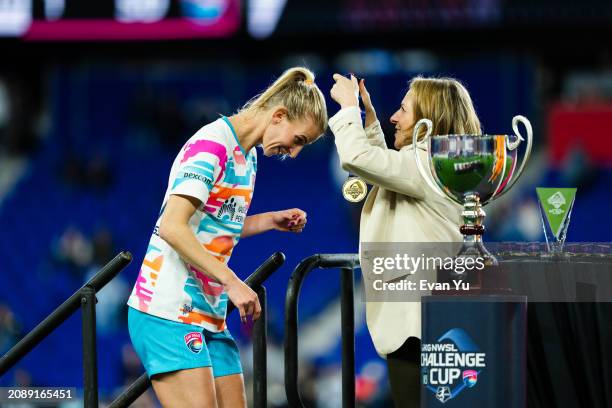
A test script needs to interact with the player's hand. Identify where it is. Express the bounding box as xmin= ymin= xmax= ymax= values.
xmin=270 ymin=208 xmax=307 ymax=233
xmin=224 ymin=276 xmax=261 ymax=322
xmin=331 ymin=74 xmax=359 ymax=109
